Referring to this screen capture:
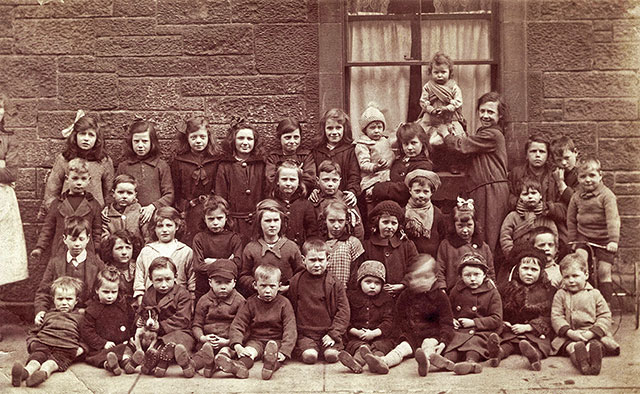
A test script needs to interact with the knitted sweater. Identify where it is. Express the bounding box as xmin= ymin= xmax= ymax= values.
xmin=567 ymin=183 xmax=620 ymax=243
xmin=354 ymin=135 xmax=394 ymax=191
